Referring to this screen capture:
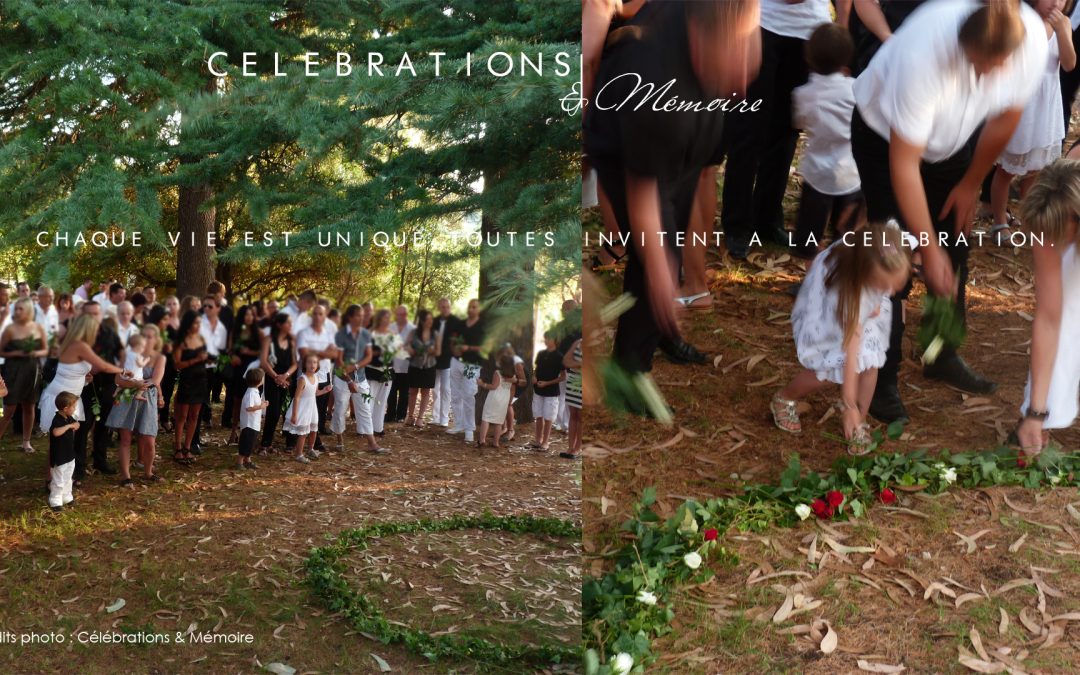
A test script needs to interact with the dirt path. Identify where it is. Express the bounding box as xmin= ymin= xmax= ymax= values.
xmin=0 ymin=419 xmax=580 ymax=673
